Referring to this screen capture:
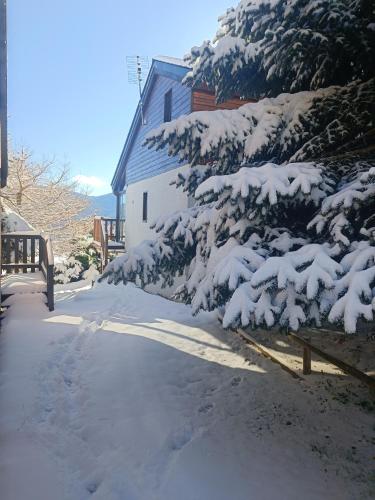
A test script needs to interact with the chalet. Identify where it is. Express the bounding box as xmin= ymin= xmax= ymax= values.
xmin=95 ymin=56 xmax=250 ymax=268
